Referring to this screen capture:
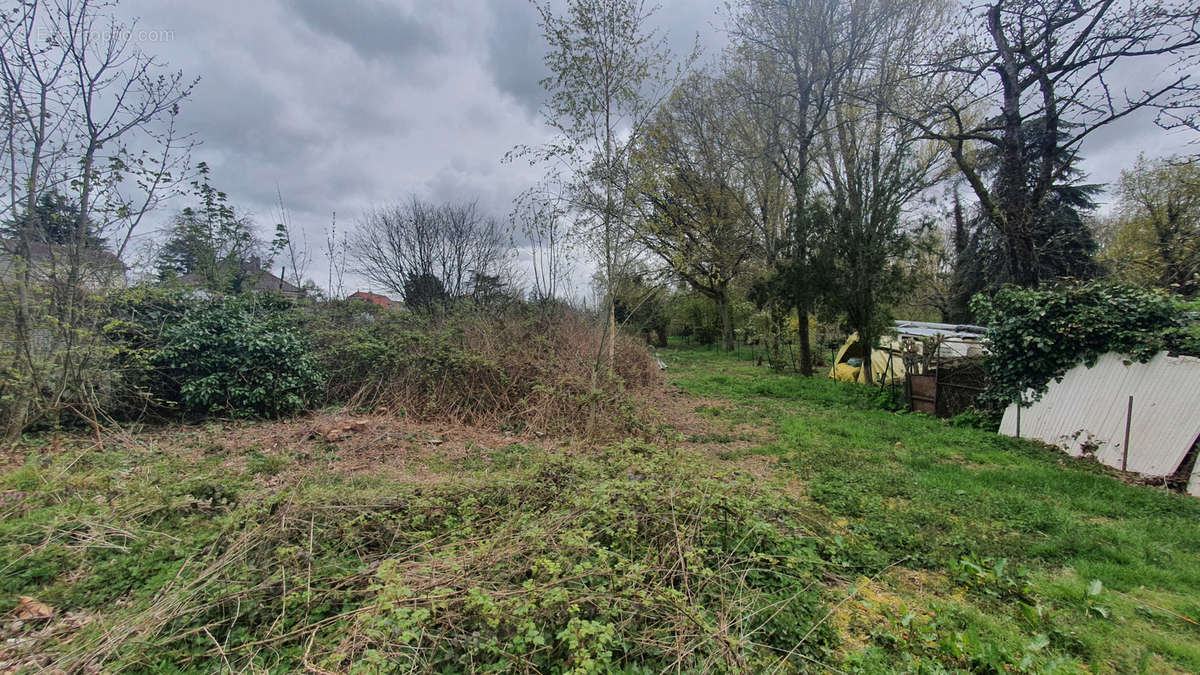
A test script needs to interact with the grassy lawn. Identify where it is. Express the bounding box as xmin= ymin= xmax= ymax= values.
xmin=664 ymin=344 xmax=1200 ymax=673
